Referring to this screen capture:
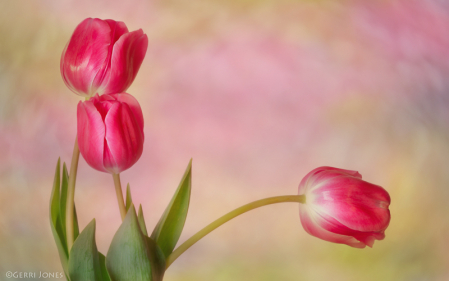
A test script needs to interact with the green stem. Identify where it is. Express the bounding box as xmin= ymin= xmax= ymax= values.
xmin=112 ymin=173 xmax=127 ymax=221
xmin=165 ymin=194 xmax=305 ymax=268
xmin=66 ymin=137 xmax=80 ymax=252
